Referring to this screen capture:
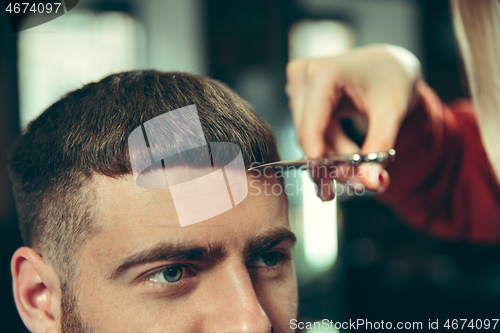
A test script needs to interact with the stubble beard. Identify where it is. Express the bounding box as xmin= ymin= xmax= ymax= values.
xmin=60 ymin=283 xmax=93 ymax=333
